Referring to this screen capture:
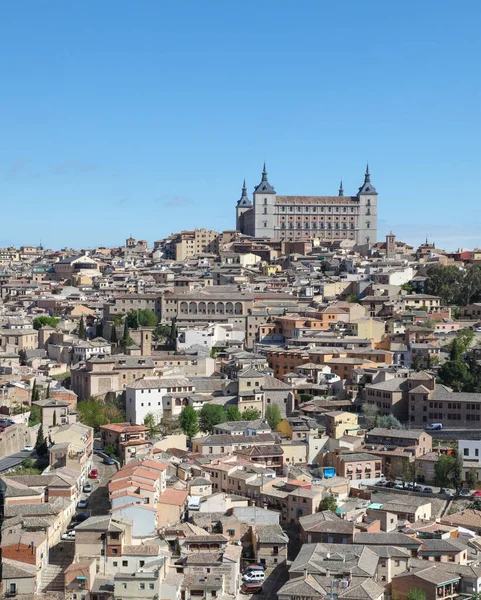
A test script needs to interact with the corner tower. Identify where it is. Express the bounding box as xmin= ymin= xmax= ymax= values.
xmin=236 ymin=179 xmax=253 ymax=234
xmin=357 ymin=164 xmax=378 ymax=245
xmin=253 ymin=162 xmax=276 ymax=238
